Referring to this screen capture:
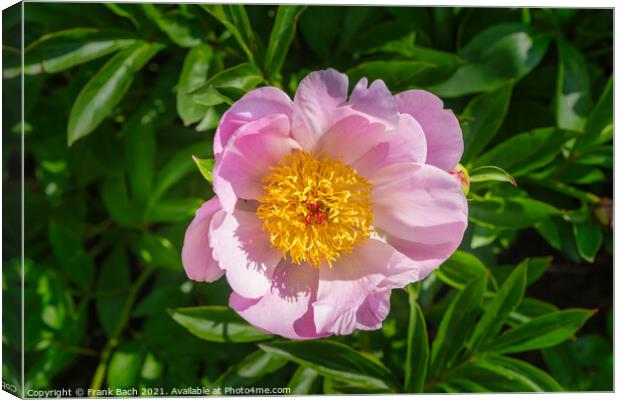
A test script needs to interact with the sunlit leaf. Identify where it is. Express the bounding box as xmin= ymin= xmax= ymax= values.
xmin=177 ymin=44 xmax=214 ymax=125
xmin=555 ymin=37 xmax=592 ymax=131
xmin=484 ymin=309 xmax=595 ymax=354
xmin=264 ymin=6 xmax=306 ymax=82
xmin=469 ymin=166 xmax=516 ymax=186
xmin=169 ymin=306 xmax=273 ymax=343
xmin=67 ymin=41 xmax=164 ymax=145
xmin=260 ymin=341 xmax=399 ymax=391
